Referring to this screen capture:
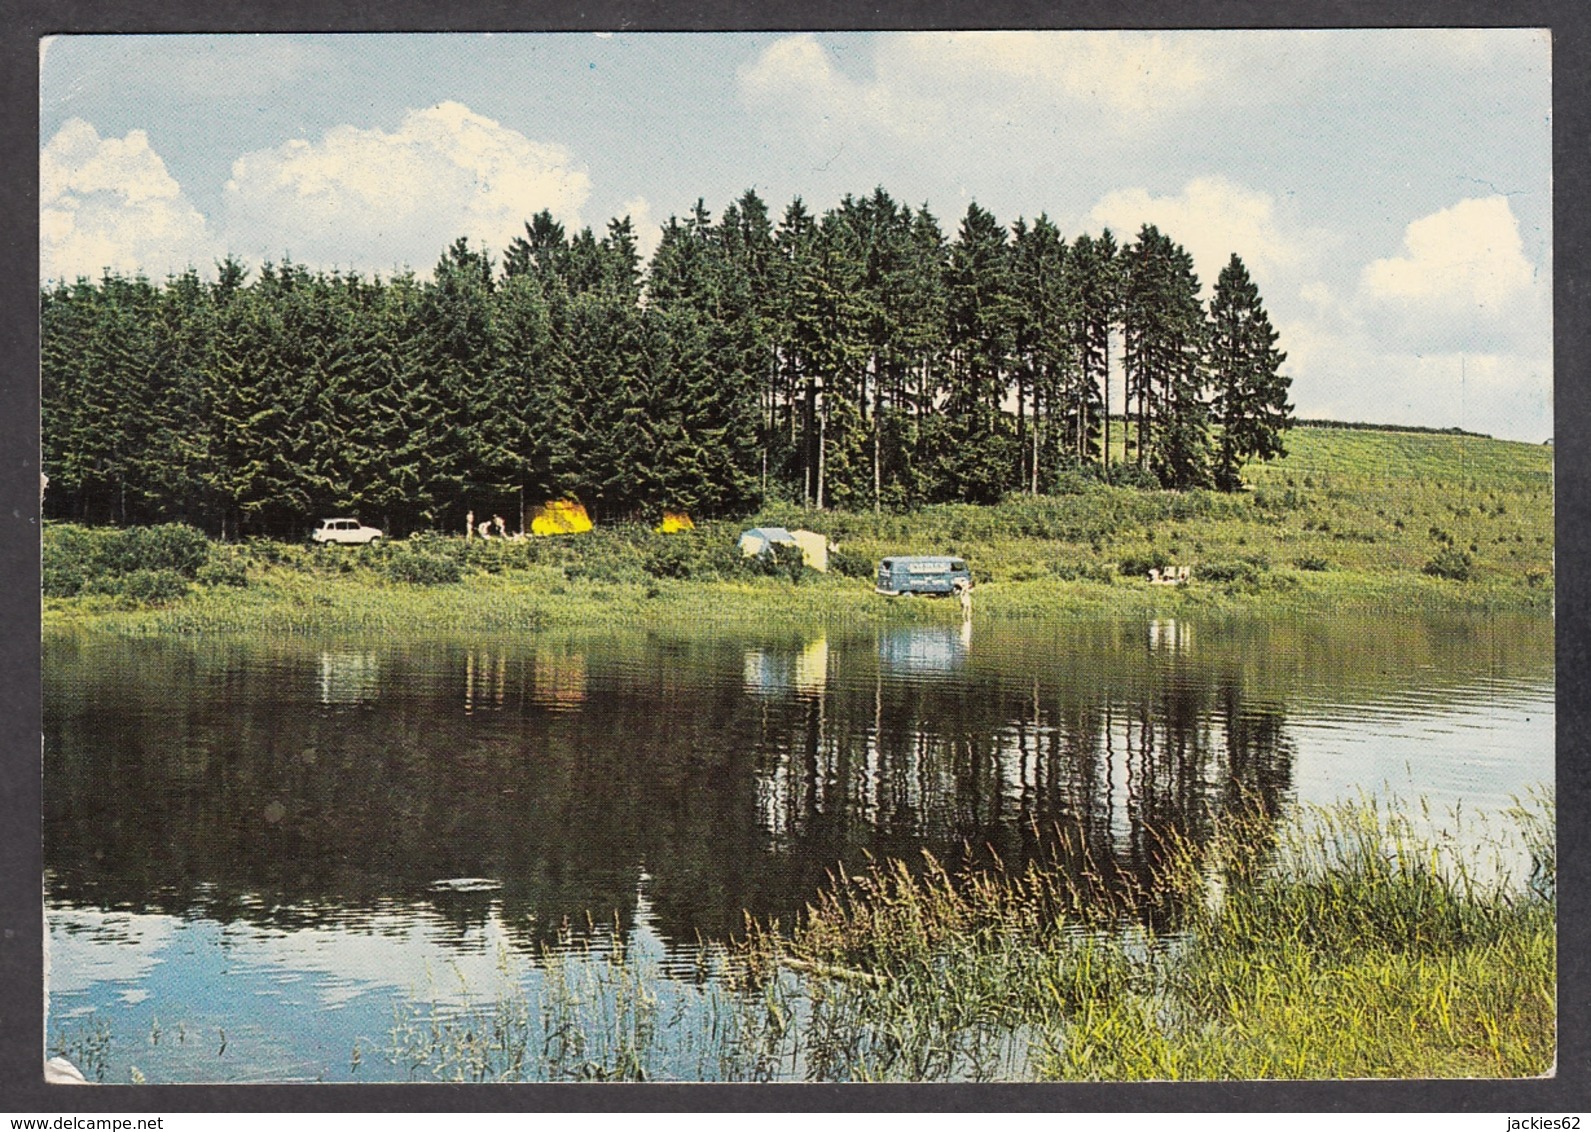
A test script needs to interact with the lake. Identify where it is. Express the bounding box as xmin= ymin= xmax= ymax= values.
xmin=43 ymin=612 xmax=1553 ymax=1082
